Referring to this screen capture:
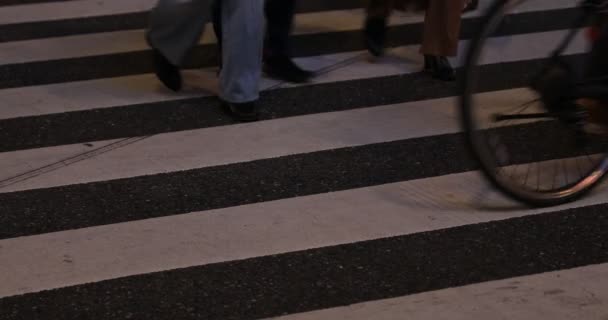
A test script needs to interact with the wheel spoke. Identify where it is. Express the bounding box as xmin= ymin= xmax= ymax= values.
xmin=460 ymin=0 xmax=608 ymax=205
